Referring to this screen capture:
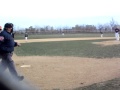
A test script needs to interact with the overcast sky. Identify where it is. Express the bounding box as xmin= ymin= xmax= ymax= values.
xmin=0 ymin=0 xmax=120 ymax=28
